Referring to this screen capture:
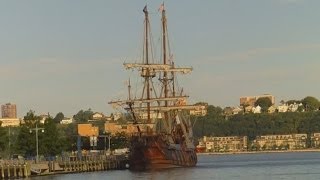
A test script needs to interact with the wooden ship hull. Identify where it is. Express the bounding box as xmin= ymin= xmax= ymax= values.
xmin=128 ymin=134 xmax=197 ymax=170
